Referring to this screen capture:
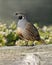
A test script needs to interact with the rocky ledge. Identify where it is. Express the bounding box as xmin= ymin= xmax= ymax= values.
xmin=0 ymin=44 xmax=52 ymax=65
